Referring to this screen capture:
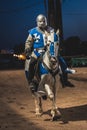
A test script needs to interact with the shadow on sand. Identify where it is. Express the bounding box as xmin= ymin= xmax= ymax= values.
xmin=41 ymin=104 xmax=87 ymax=123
